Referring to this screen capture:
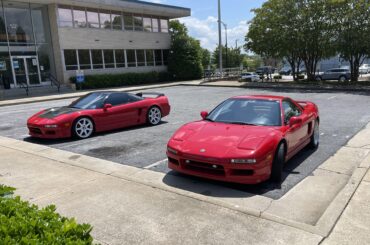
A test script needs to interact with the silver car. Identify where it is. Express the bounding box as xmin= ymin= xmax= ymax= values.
xmin=241 ymin=72 xmax=260 ymax=82
xmin=360 ymin=64 xmax=370 ymax=74
xmin=316 ymin=68 xmax=350 ymax=82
